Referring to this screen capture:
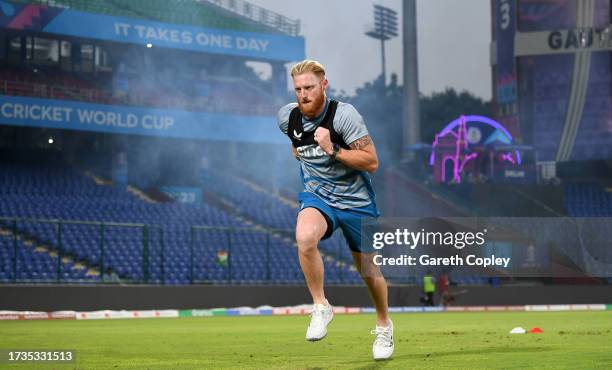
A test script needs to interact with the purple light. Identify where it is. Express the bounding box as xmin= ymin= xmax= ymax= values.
xmin=439 ymin=115 xmax=514 ymax=140
xmin=436 ymin=116 xmax=479 ymax=184
xmin=501 ymin=152 xmax=516 ymax=165
xmin=430 ymin=115 xmax=521 ymax=183
xmin=456 ymin=153 xmax=478 ymax=183
xmin=441 ymin=155 xmax=453 ymax=182
xmin=429 ymin=133 xmax=440 ymax=166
